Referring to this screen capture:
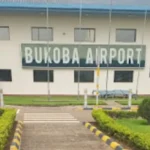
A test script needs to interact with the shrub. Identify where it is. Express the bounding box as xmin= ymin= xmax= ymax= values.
xmin=92 ymin=109 xmax=150 ymax=150
xmin=138 ymin=98 xmax=150 ymax=124
xmin=0 ymin=109 xmax=16 ymax=150
xmin=0 ymin=109 xmax=4 ymax=116
xmin=104 ymin=110 xmax=139 ymax=119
